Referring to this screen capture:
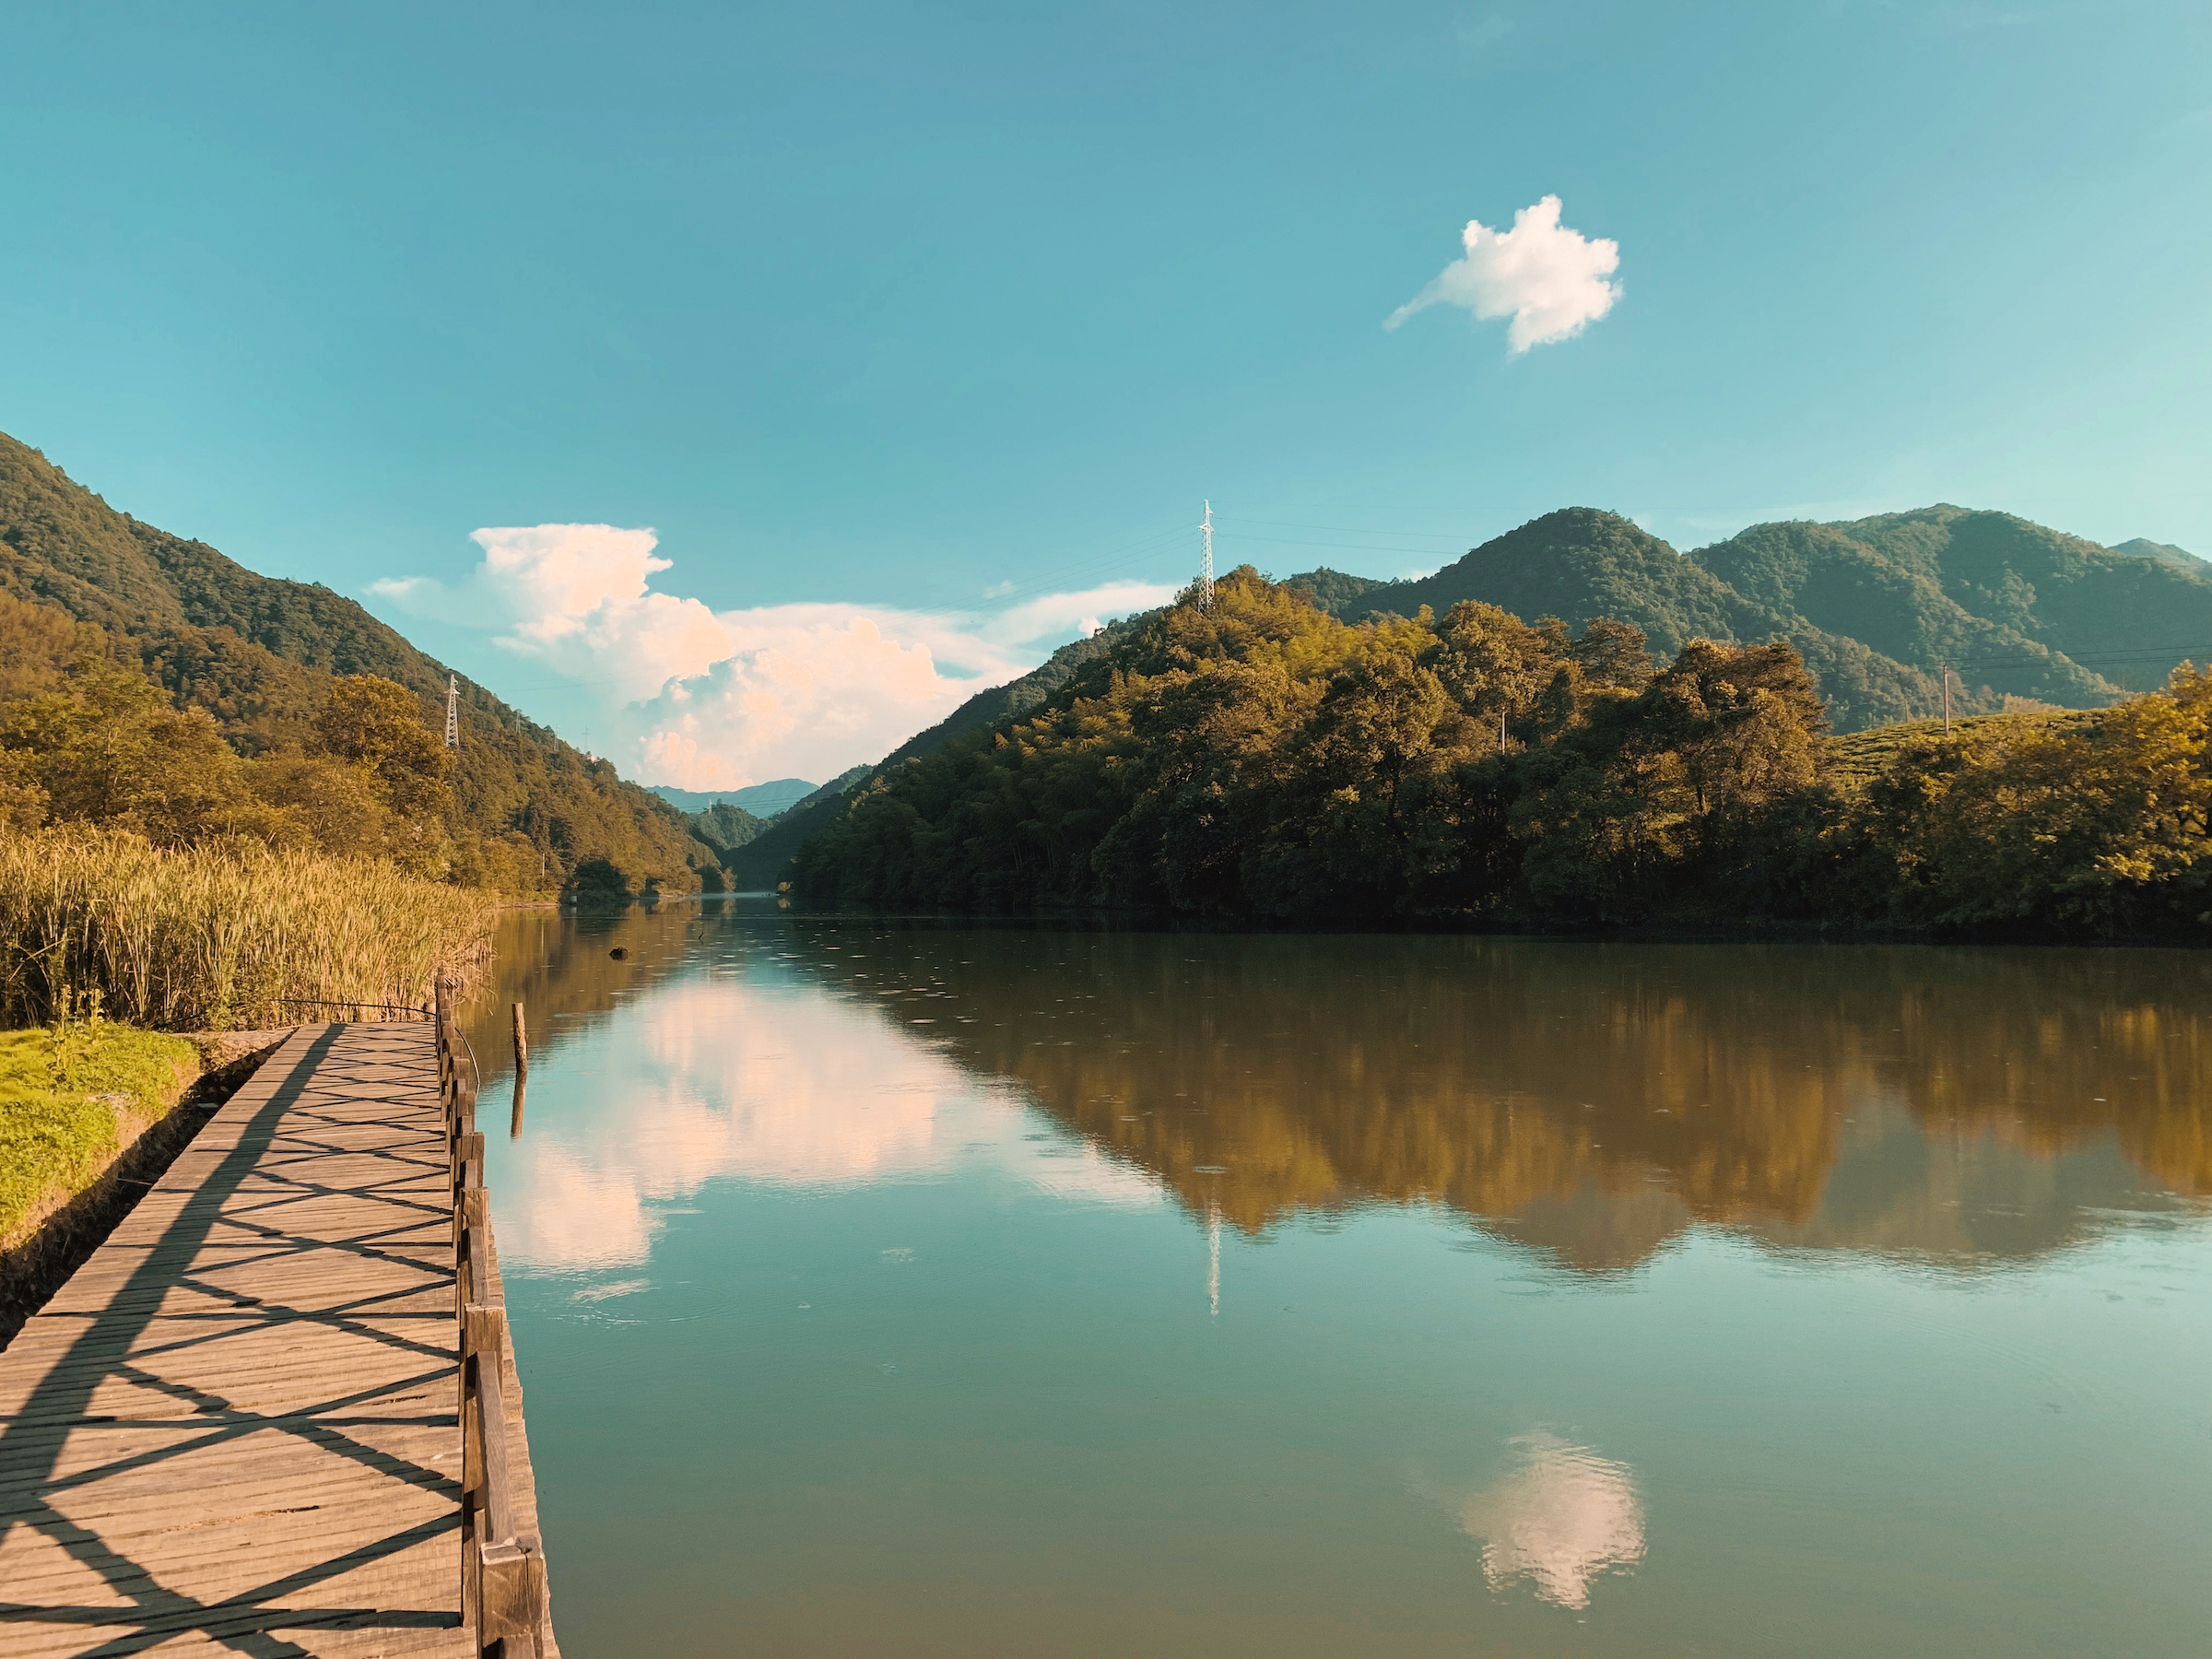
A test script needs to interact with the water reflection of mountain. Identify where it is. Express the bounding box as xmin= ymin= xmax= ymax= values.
xmin=771 ymin=924 xmax=2212 ymax=1272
